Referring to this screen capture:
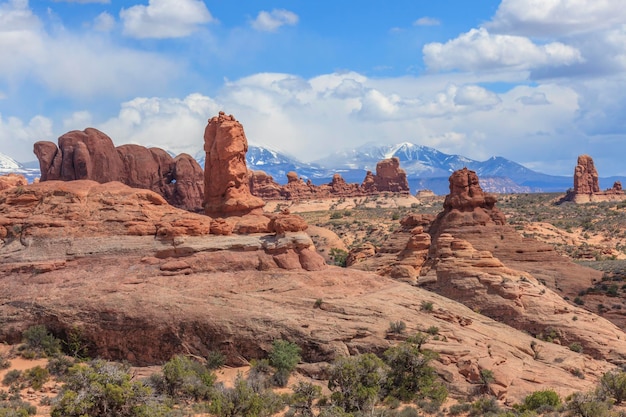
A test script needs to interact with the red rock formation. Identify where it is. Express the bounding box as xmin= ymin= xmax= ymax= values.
xmin=562 ymin=155 xmax=625 ymax=203
xmin=249 ymin=158 xmax=409 ymax=201
xmin=33 ymin=128 xmax=204 ymax=212
xmin=0 ymin=174 xmax=27 ymax=192
xmin=574 ymin=154 xmax=600 ymax=194
xmin=203 ymin=112 xmax=264 ymax=216
xmin=362 ymin=157 xmax=409 ymax=194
